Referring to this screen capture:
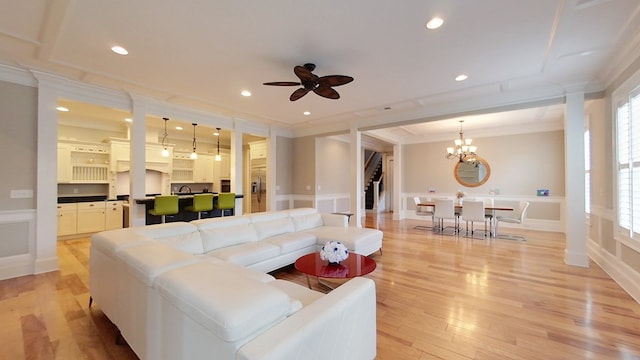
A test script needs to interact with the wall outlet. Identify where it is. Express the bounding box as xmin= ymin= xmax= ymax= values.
xmin=10 ymin=189 xmax=33 ymax=199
